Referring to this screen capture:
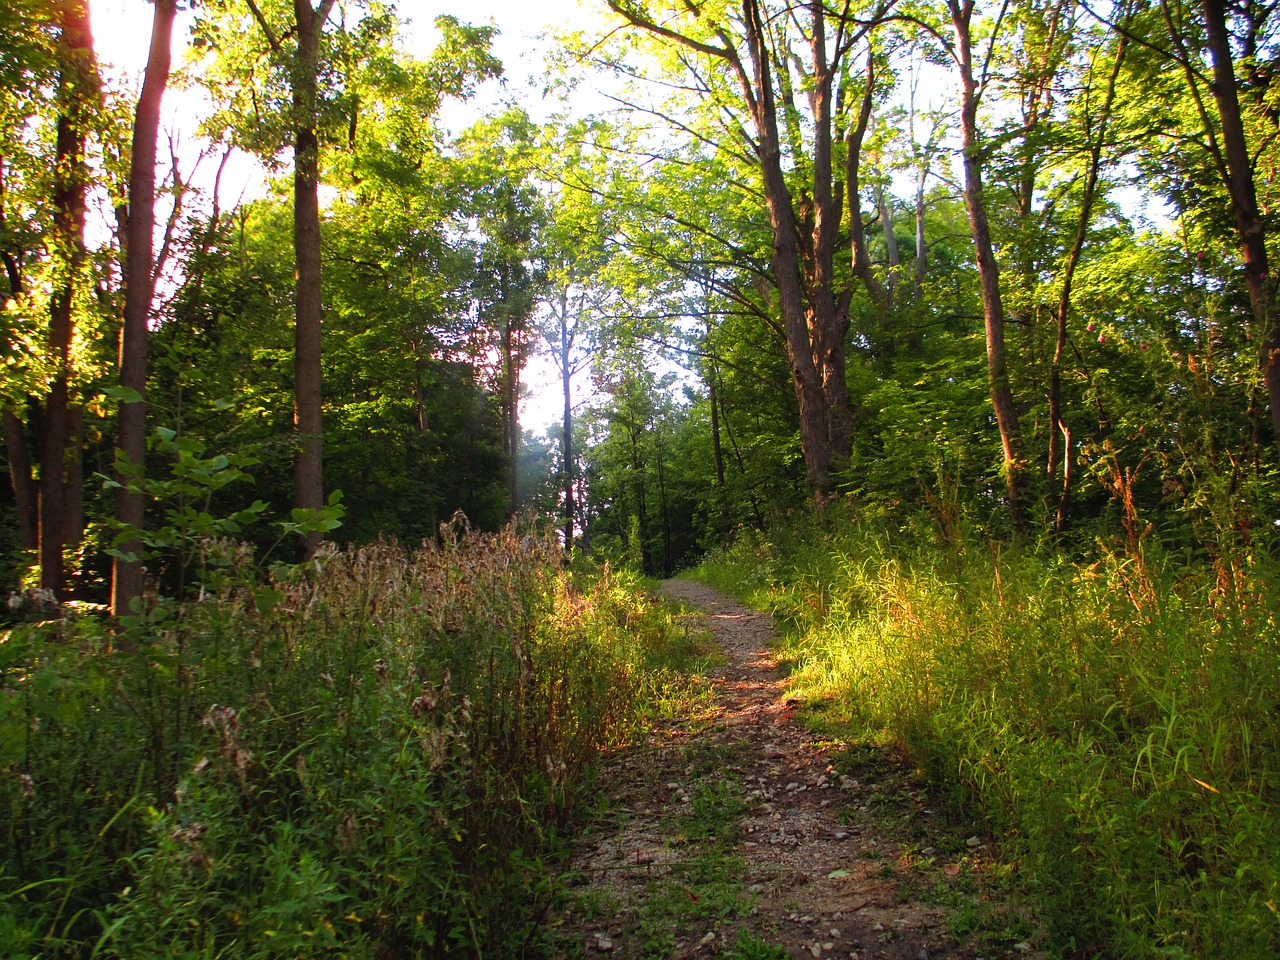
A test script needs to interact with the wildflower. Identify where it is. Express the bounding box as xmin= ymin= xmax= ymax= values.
xmin=1086 ymin=323 xmax=1094 ymax=332
xmin=412 ymin=684 xmax=439 ymax=716
xmin=1098 ymin=334 xmax=1106 ymax=343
